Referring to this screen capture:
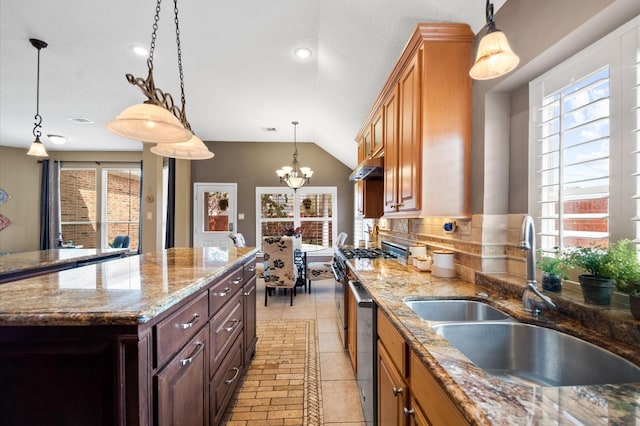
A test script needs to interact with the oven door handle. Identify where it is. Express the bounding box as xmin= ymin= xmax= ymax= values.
xmin=330 ymin=263 xmax=343 ymax=282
